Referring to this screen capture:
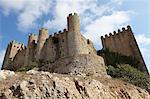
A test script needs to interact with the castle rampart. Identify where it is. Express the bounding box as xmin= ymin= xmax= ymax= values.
xmin=101 ymin=25 xmax=149 ymax=74
xmin=2 ymin=13 xmax=96 ymax=71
